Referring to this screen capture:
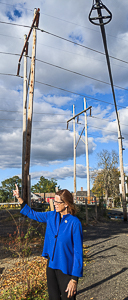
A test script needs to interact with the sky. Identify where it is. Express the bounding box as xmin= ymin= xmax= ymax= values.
xmin=0 ymin=0 xmax=128 ymax=193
